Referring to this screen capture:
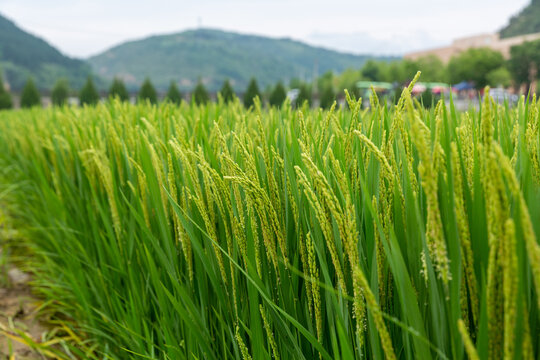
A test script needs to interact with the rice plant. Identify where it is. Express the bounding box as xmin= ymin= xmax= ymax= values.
xmin=0 ymin=78 xmax=538 ymax=359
